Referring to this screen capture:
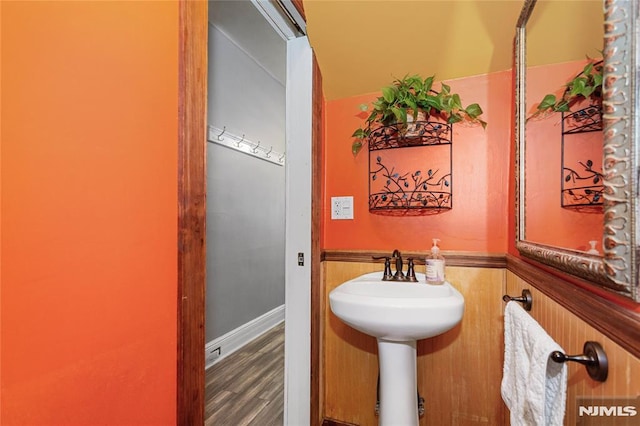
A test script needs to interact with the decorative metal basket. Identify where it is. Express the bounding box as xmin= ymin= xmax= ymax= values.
xmin=561 ymin=101 xmax=604 ymax=210
xmin=368 ymin=120 xmax=453 ymax=216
